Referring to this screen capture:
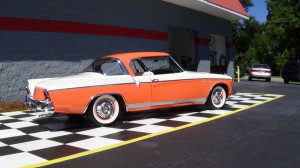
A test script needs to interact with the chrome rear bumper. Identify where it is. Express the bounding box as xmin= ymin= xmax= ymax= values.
xmin=25 ymin=95 xmax=54 ymax=117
